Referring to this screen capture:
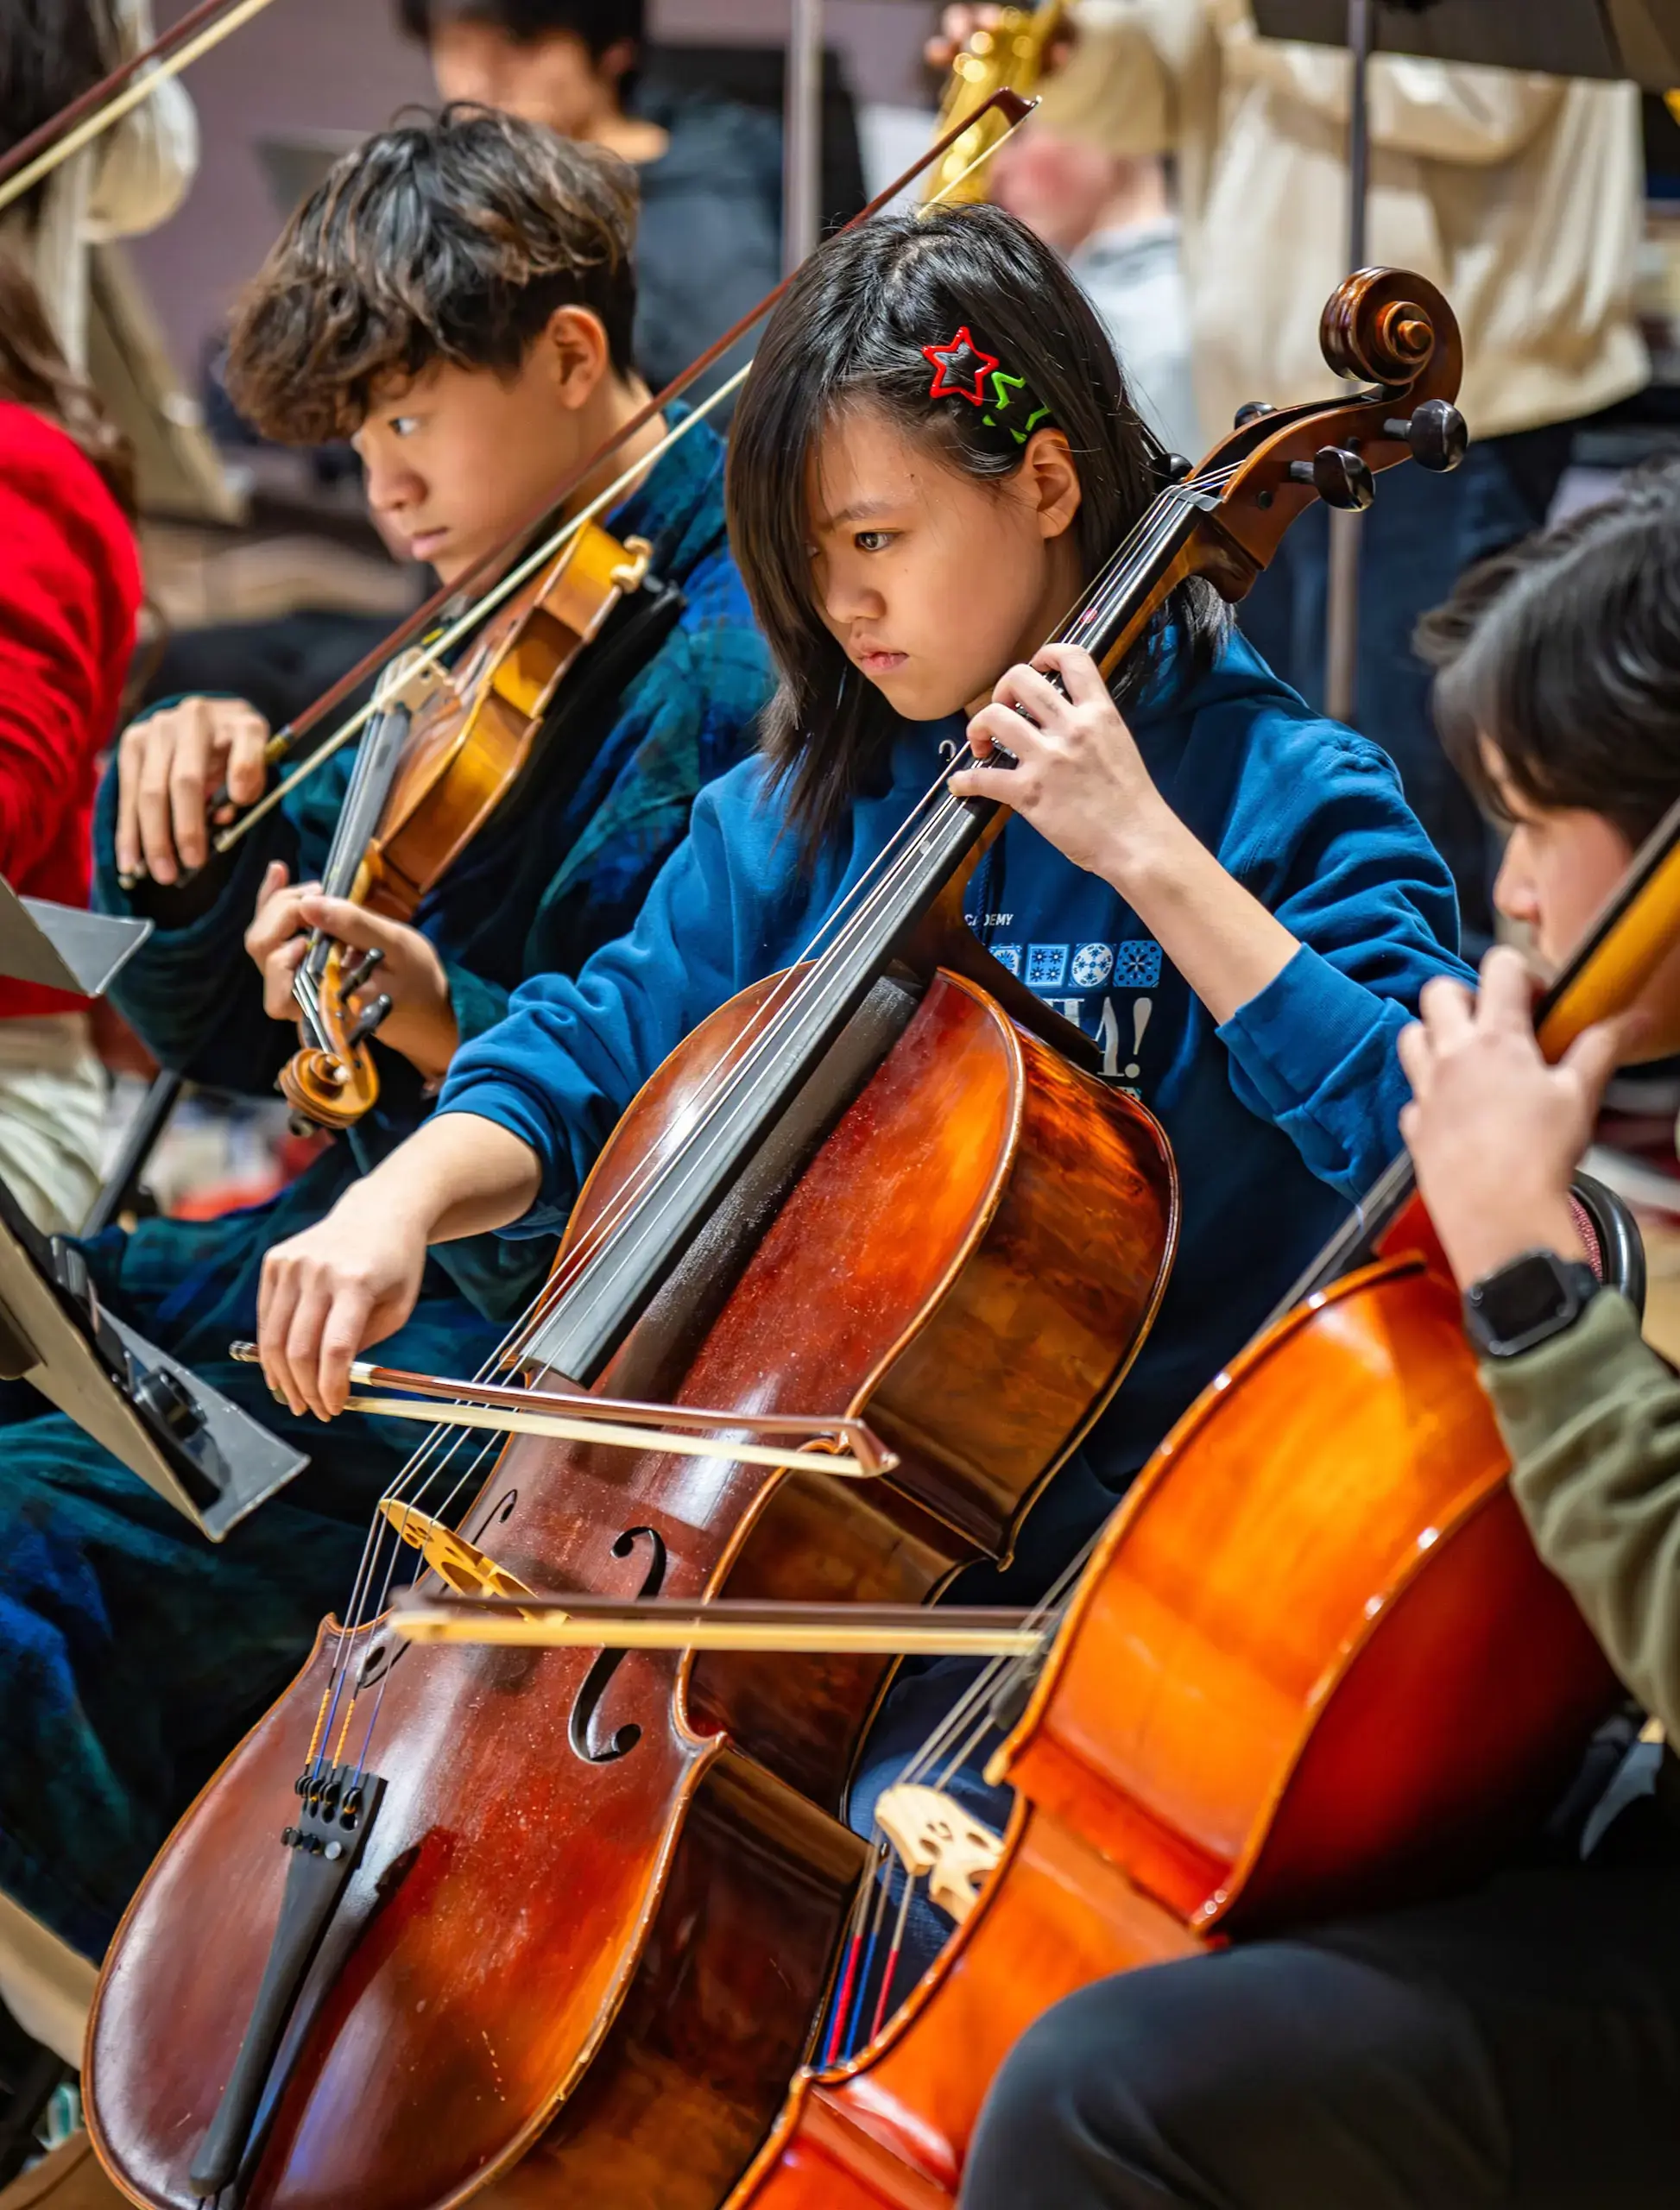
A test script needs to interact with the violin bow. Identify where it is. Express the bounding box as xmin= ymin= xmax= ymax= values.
xmin=189 ymin=85 xmax=1036 ymax=856
xmin=0 ymin=0 xmax=283 ymax=216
